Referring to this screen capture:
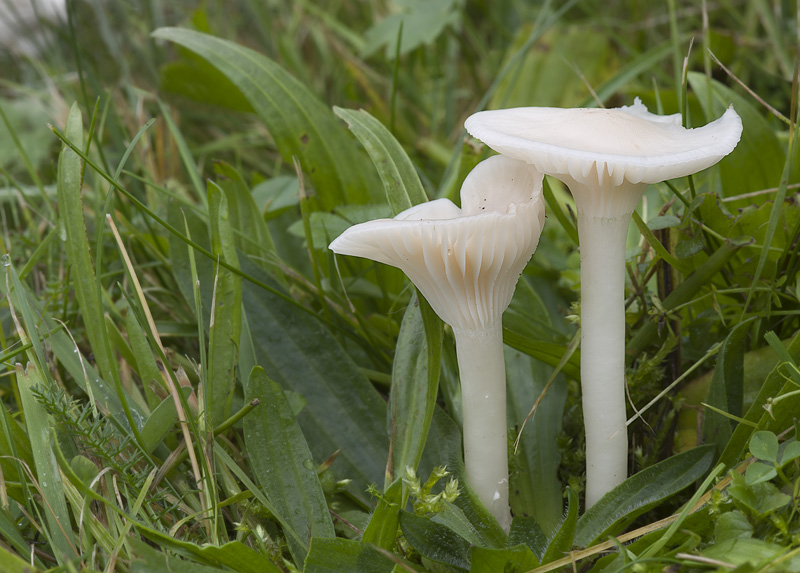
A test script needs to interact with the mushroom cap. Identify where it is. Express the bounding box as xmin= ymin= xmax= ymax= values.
xmin=465 ymin=98 xmax=743 ymax=192
xmin=329 ymin=155 xmax=545 ymax=331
